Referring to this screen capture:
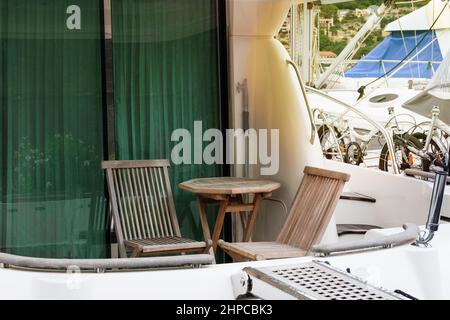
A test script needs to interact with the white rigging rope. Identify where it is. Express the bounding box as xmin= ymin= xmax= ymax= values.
xmin=428 ymin=50 xmax=450 ymax=99
xmin=396 ymin=3 xmax=416 ymax=79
